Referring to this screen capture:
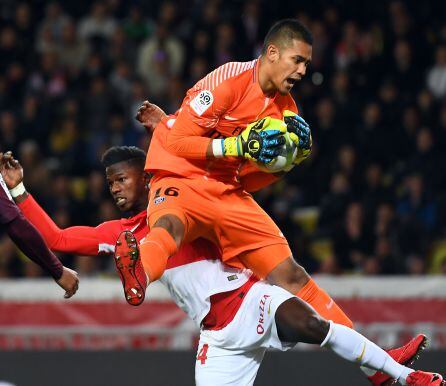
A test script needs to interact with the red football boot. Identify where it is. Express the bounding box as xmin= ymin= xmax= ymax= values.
xmin=368 ymin=334 xmax=428 ymax=386
xmin=406 ymin=371 xmax=445 ymax=386
xmin=114 ymin=230 xmax=147 ymax=306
